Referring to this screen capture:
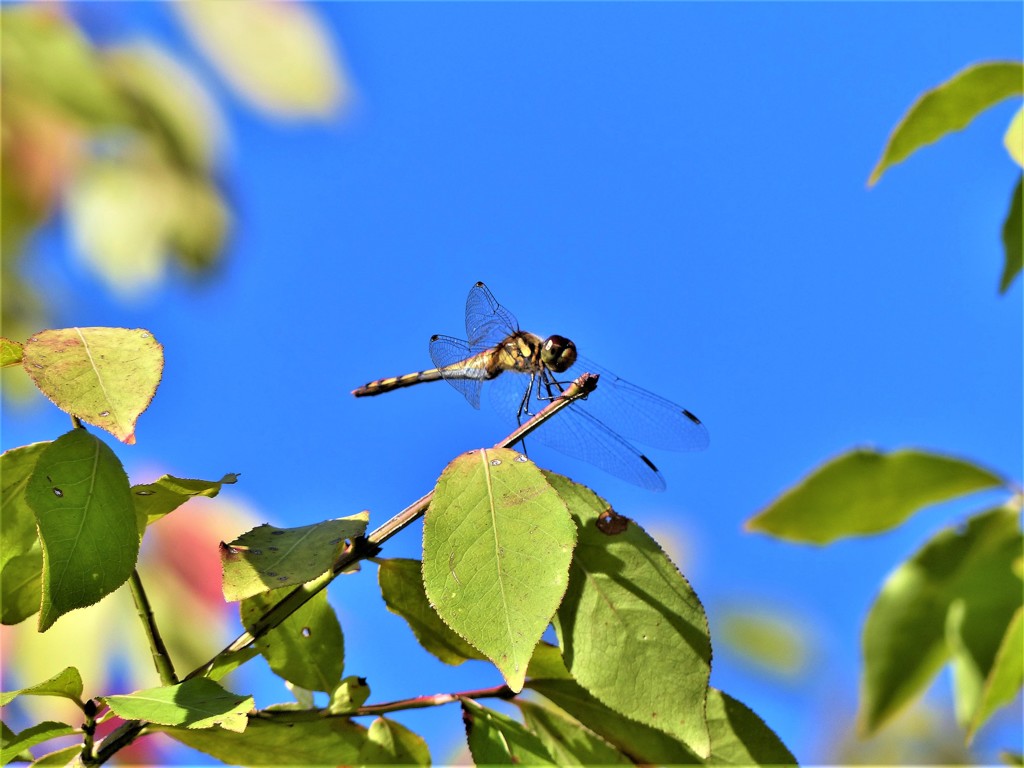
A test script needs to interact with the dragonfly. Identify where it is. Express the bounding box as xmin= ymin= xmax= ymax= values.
xmin=352 ymin=281 xmax=709 ymax=490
